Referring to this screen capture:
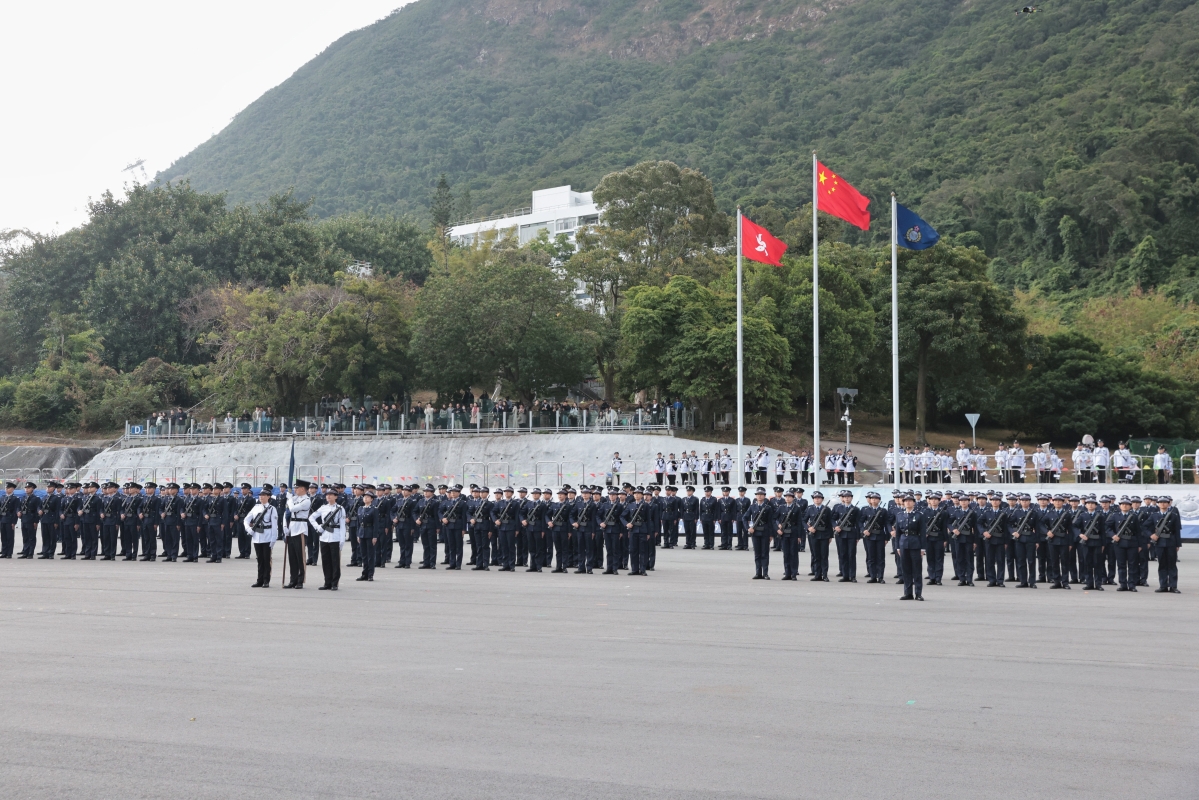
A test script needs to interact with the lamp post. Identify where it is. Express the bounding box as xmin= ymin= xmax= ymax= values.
xmin=837 ymin=388 xmax=858 ymax=454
